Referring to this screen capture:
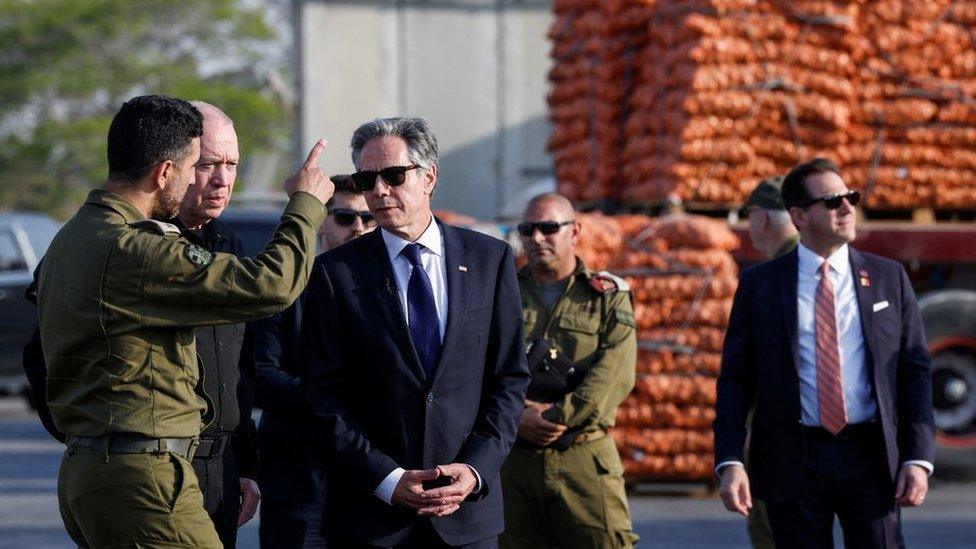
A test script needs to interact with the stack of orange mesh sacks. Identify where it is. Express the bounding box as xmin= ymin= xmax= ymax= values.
xmin=550 ymin=0 xmax=976 ymax=210
xmin=548 ymin=0 xmax=653 ymax=202
xmin=622 ymin=0 xmax=861 ymax=205
xmin=844 ymin=0 xmax=976 ymax=208
xmin=575 ymin=212 xmax=739 ymax=482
